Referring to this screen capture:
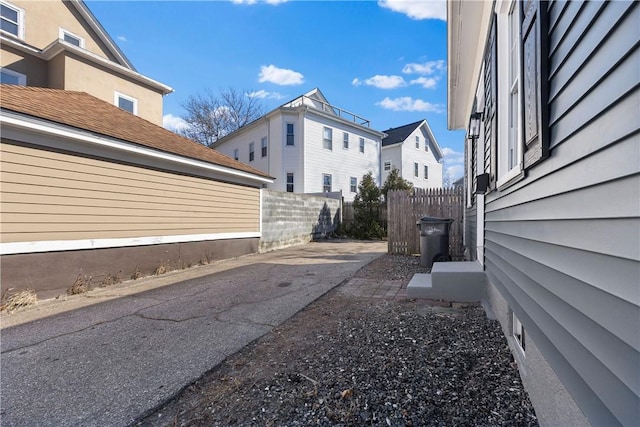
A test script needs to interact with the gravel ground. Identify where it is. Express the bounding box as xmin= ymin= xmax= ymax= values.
xmin=136 ymin=254 xmax=538 ymax=427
